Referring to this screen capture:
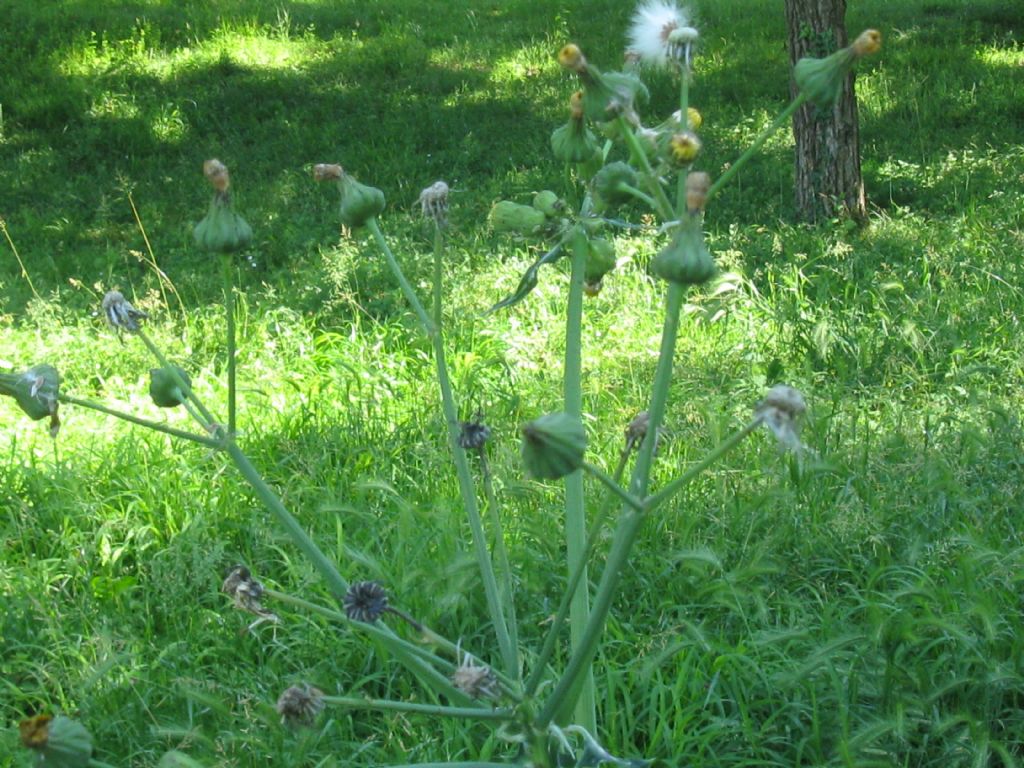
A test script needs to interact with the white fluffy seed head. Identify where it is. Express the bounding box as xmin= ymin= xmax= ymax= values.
xmin=627 ymin=1 xmax=695 ymax=69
